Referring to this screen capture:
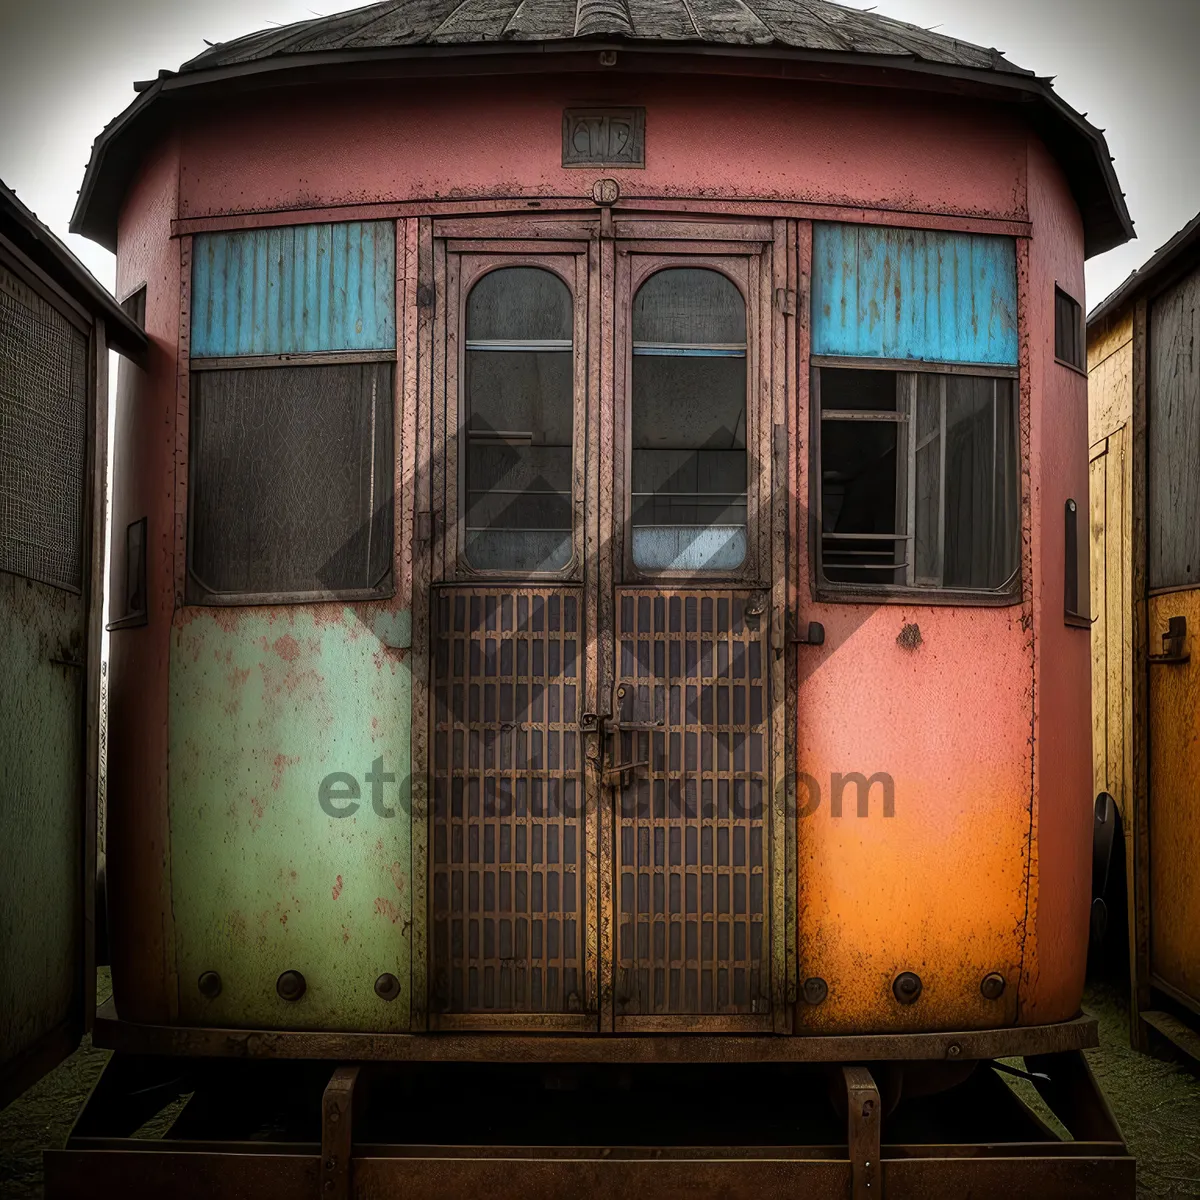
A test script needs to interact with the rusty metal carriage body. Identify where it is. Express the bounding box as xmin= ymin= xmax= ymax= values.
xmin=30 ymin=0 xmax=1142 ymax=1194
